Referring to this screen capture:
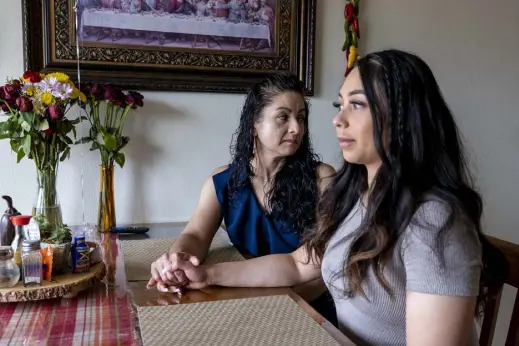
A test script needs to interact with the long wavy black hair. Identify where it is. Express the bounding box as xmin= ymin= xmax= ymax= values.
xmin=228 ymin=71 xmax=320 ymax=234
xmin=306 ymin=50 xmax=506 ymax=314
